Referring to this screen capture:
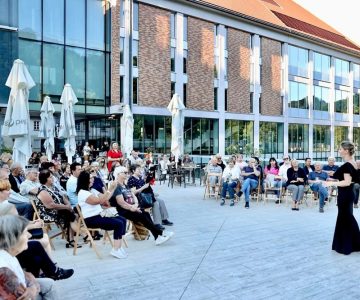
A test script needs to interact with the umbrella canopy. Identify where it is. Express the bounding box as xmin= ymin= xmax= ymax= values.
xmin=58 ymin=84 xmax=78 ymax=163
xmin=2 ymin=59 xmax=35 ymax=167
xmin=39 ymin=96 xmax=55 ymax=161
xmin=167 ymin=93 xmax=186 ymax=162
xmin=120 ymin=104 xmax=134 ymax=158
